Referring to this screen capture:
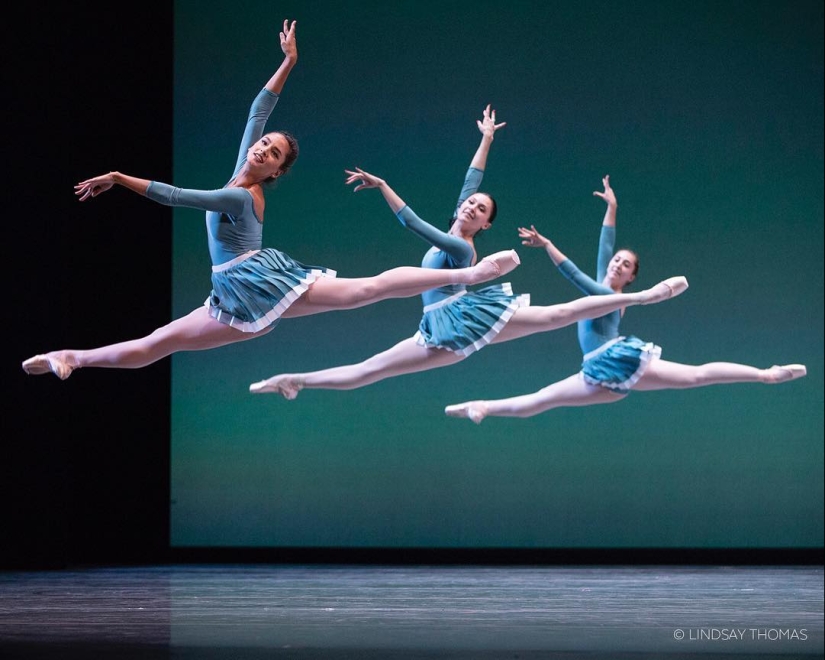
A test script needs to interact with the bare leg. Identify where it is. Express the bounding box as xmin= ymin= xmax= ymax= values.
xmin=22 ymin=307 xmax=267 ymax=380
xmin=444 ymin=357 xmax=807 ymax=423
xmin=492 ymin=276 xmax=689 ymax=344
xmin=282 ymin=250 xmax=519 ymax=318
xmin=633 ymin=359 xmax=807 ymax=390
xmin=445 ymin=374 xmax=624 ymax=424
xmin=250 ymin=337 xmax=465 ymax=398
